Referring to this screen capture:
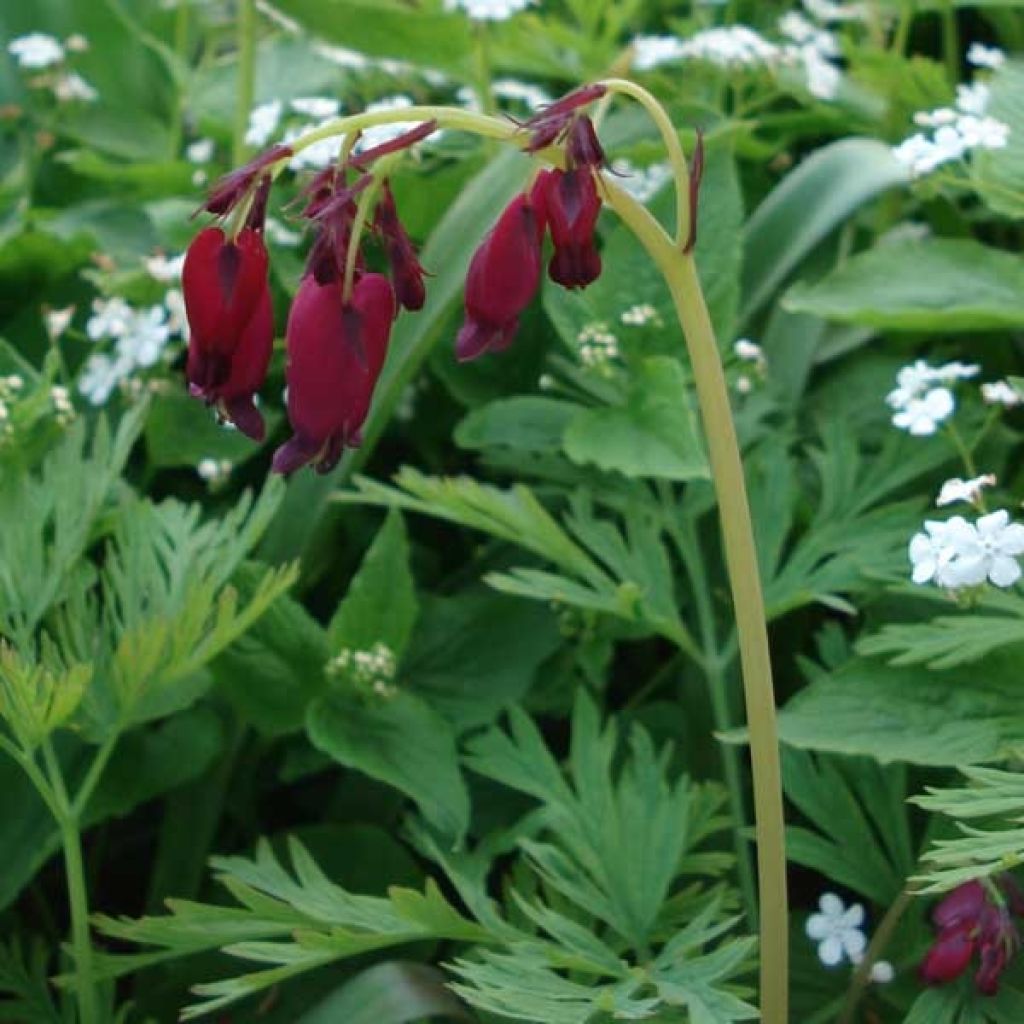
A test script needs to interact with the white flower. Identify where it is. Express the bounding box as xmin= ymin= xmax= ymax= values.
xmin=678 ymin=26 xmax=781 ymax=68
xmin=86 ymin=297 xmax=134 ymax=341
xmin=197 ymin=457 xmax=233 ymax=483
xmin=492 ymin=78 xmax=551 ymax=110
xmin=44 ymin=305 xmax=75 ymax=340
xmin=285 ymin=125 xmax=341 ymax=171
xmin=956 ymin=82 xmax=990 ymax=116
xmin=290 ymin=96 xmax=340 ymax=119
xmin=806 ymin=893 xmax=867 ymax=967
xmin=631 ymin=35 xmax=689 ymax=71
xmin=801 ymin=45 xmax=842 ymax=99
xmin=64 ymin=34 xmax=89 ymax=53
xmin=734 ymin=338 xmax=765 ymax=363
xmin=443 ymin=0 xmax=533 ymax=21
xmin=935 ymin=361 xmax=981 ymax=382
xmin=891 ymin=387 xmax=954 ymax=435
xmin=53 ymin=72 xmax=97 ymax=102
xmin=967 ymin=43 xmax=1005 ymax=70
xmin=950 ymin=510 xmax=1024 ymax=588
xmin=116 ymin=306 xmax=170 ymax=367
xmin=848 ymin=950 xmax=895 ymax=984
xmin=982 ymin=380 xmax=1022 ymax=407
xmin=621 ymin=303 xmax=661 ymax=327
xmin=145 ymin=252 xmax=184 ymax=283
xmin=936 ymin=474 xmax=996 ymax=507
xmin=245 ymin=100 xmax=282 ymax=147
xmin=910 ymin=512 xmax=1024 ymax=589
xmin=186 ymin=137 xmax=214 ymax=163
xmin=8 ymin=33 xmax=65 ymax=69
xmin=77 ymin=352 xmax=133 ymax=405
